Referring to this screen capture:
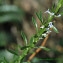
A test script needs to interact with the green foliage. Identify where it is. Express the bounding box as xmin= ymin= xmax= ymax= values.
xmin=8 ymin=47 xmax=19 ymax=55
xmin=52 ymin=26 xmax=59 ymax=33
xmin=36 ymin=11 xmax=43 ymax=23
xmin=32 ymin=17 xmax=38 ymax=31
xmin=21 ymin=31 xmax=28 ymax=46
xmin=16 ymin=0 xmax=63 ymax=62
xmin=0 ymin=3 xmax=24 ymax=47
xmin=0 ymin=0 xmax=63 ymax=63
xmin=54 ymin=0 xmax=63 ymax=13
xmin=35 ymin=46 xmax=50 ymax=51
xmin=0 ymin=5 xmax=21 ymax=13
xmin=0 ymin=5 xmax=24 ymax=23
